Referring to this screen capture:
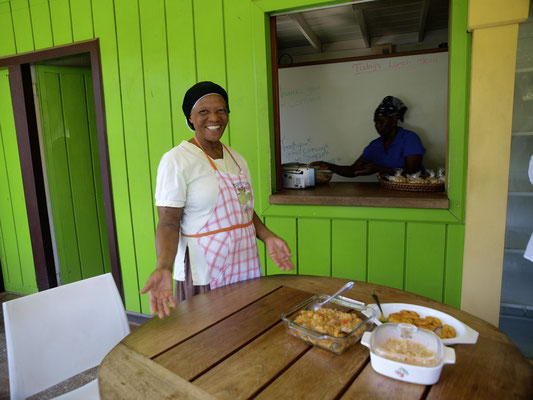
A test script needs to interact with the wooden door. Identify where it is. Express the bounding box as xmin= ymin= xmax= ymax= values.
xmin=35 ymin=66 xmax=111 ymax=284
